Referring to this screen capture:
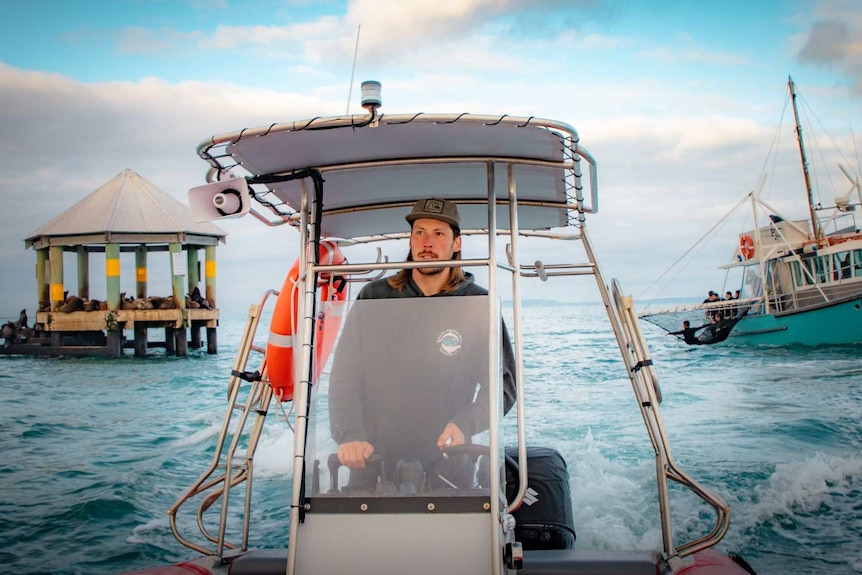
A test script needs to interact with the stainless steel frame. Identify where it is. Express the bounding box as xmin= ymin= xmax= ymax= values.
xmin=170 ymin=113 xmax=732 ymax=571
